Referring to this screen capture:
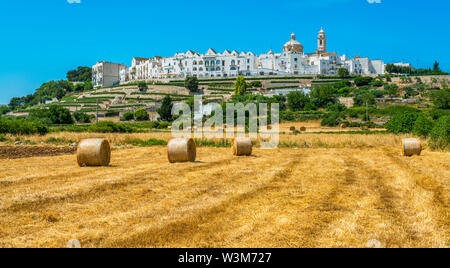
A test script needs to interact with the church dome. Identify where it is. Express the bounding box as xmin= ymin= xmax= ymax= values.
xmin=283 ymin=33 xmax=303 ymax=53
